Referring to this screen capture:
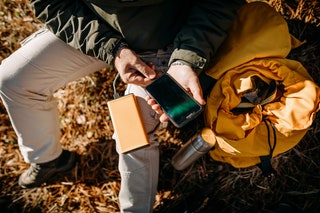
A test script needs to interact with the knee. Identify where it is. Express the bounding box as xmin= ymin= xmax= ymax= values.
xmin=0 ymin=56 xmax=53 ymax=107
xmin=0 ymin=58 xmax=16 ymax=93
xmin=0 ymin=64 xmax=25 ymax=107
